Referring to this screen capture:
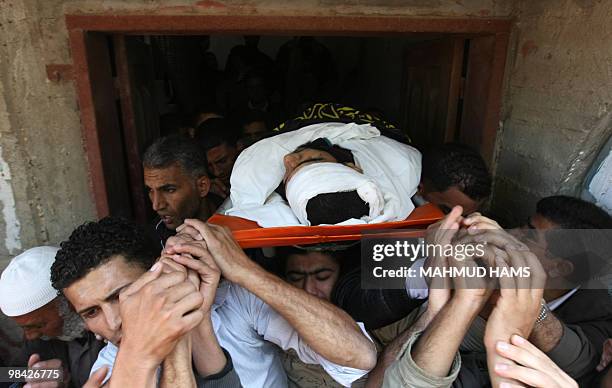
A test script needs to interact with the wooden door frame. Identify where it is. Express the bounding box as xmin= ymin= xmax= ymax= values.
xmin=66 ymin=14 xmax=511 ymax=218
